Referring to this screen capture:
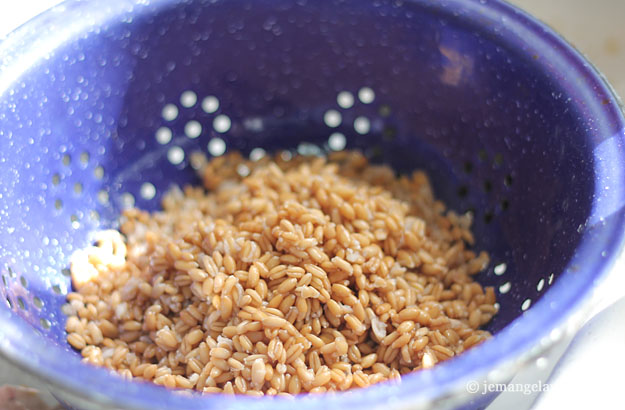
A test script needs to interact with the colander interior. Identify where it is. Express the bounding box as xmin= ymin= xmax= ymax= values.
xmin=0 ymin=0 xmax=624 ymax=408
